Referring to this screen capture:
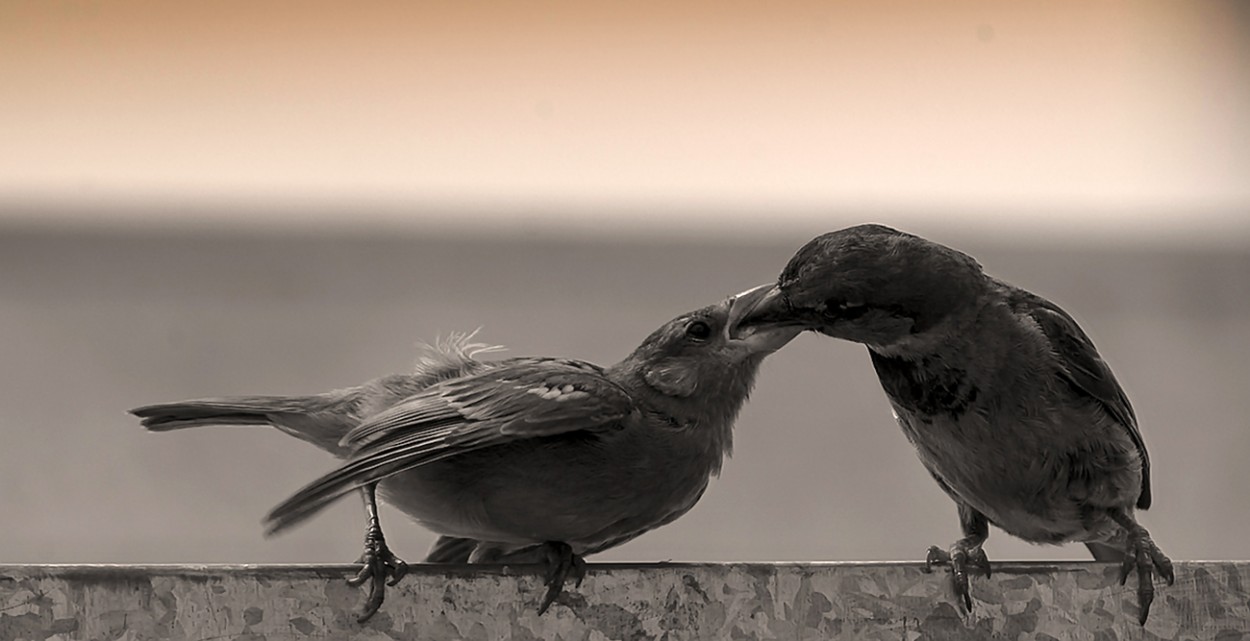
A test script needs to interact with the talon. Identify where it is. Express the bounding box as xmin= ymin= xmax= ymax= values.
xmin=360 ymin=571 xmax=387 ymax=624
xmin=925 ymin=541 xmax=989 ymax=613
xmin=925 ymin=545 xmax=950 ymax=571
xmin=954 ymin=571 xmax=972 ymax=612
xmin=572 ymin=556 xmax=587 ymax=588
xmin=967 ymin=547 xmax=992 ymax=579
xmin=536 ymin=541 xmax=585 ymax=615
xmin=387 ymin=559 xmax=409 ymax=587
xmin=1117 ymin=524 xmax=1173 ymax=625
xmin=350 ymin=527 xmax=409 ymax=623
xmin=1152 ymin=549 xmax=1175 ymax=586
